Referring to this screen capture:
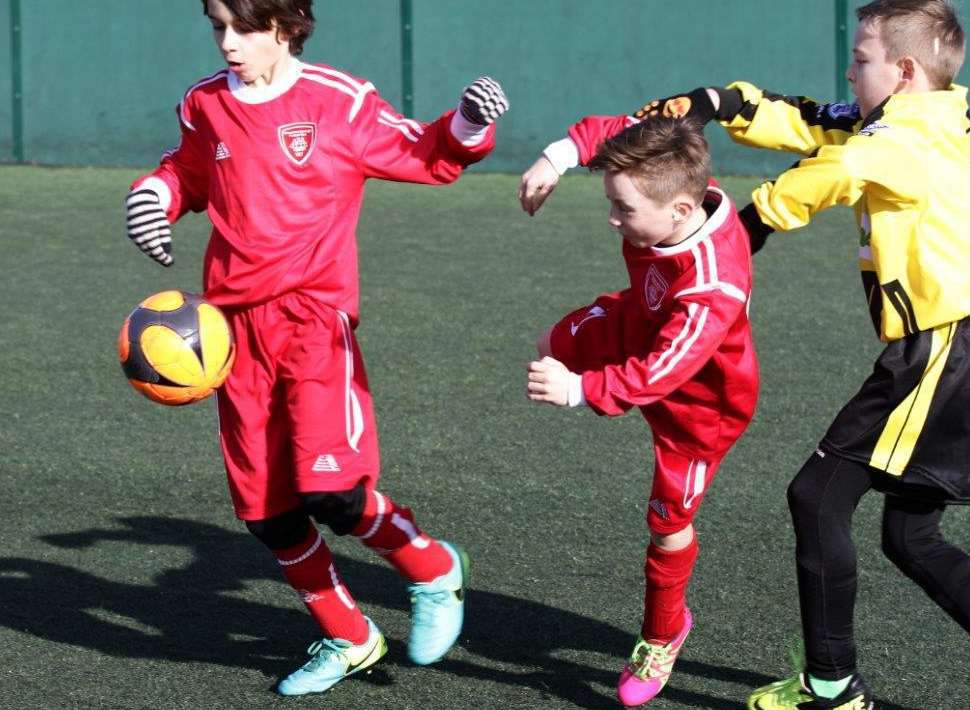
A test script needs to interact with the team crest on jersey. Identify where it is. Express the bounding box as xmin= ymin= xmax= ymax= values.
xmin=278 ymin=122 xmax=317 ymax=166
xmin=644 ymin=265 xmax=669 ymax=310
xmin=824 ymin=102 xmax=859 ymax=120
